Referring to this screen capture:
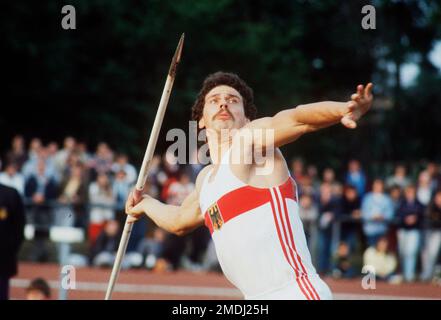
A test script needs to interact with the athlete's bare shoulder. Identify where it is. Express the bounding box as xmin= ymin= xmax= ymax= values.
xmin=195 ymin=164 xmax=214 ymax=193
